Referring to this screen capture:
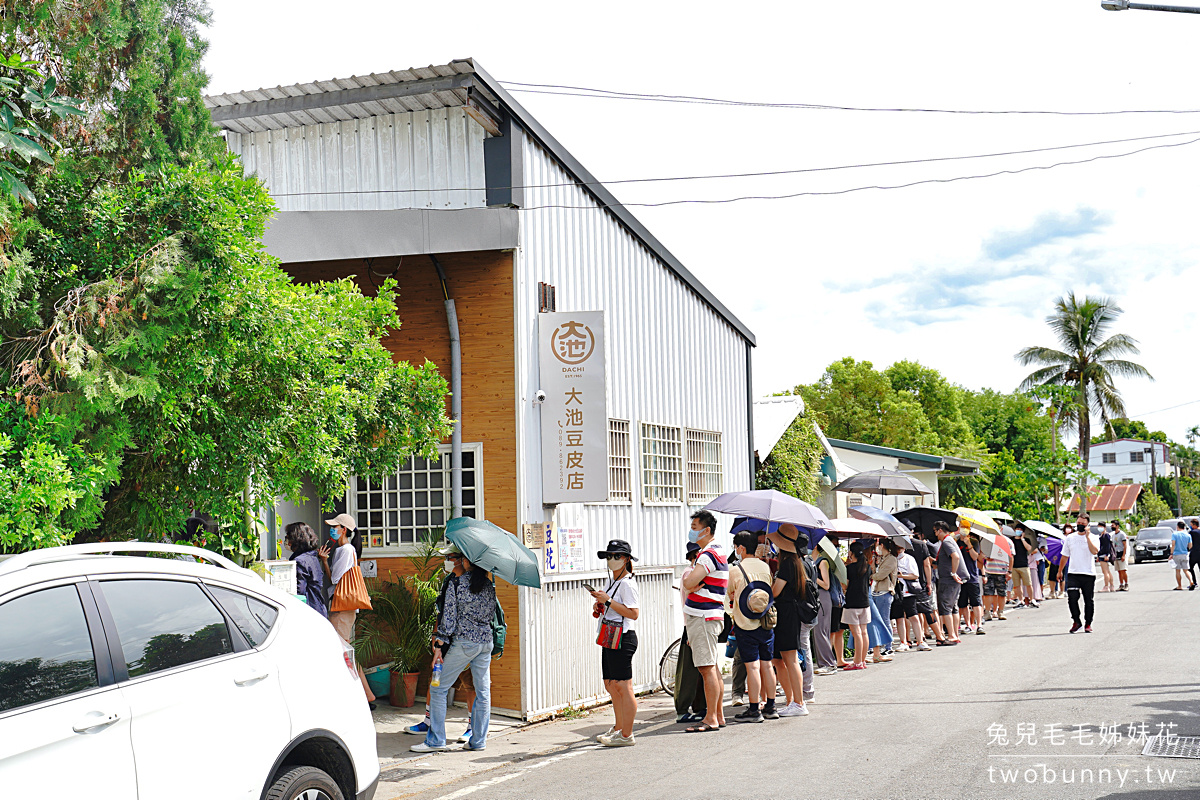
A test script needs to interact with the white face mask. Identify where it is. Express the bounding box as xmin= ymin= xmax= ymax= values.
xmin=444 ymin=560 xmax=456 ymax=574
xmin=607 ymin=557 xmax=625 ymax=572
